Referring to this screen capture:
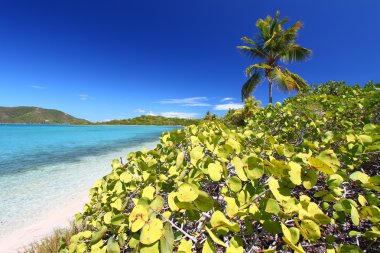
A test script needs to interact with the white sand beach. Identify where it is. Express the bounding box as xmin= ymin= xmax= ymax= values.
xmin=0 ymin=191 xmax=89 ymax=252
